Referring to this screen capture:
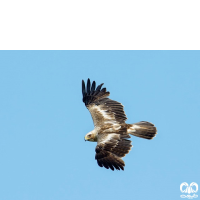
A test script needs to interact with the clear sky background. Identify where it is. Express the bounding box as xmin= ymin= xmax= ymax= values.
xmin=0 ymin=51 xmax=199 ymax=200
